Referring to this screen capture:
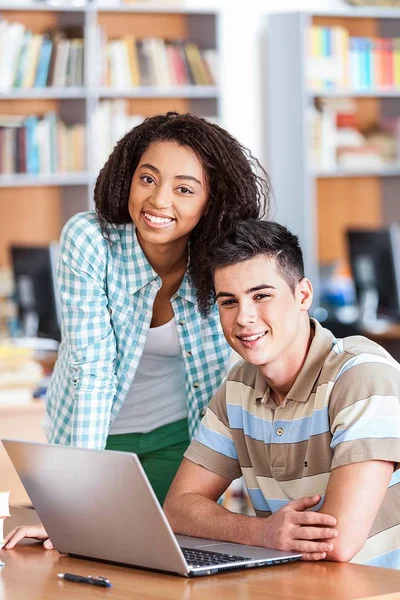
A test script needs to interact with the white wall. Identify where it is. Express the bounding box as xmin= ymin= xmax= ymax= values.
xmin=214 ymin=0 xmax=346 ymax=166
